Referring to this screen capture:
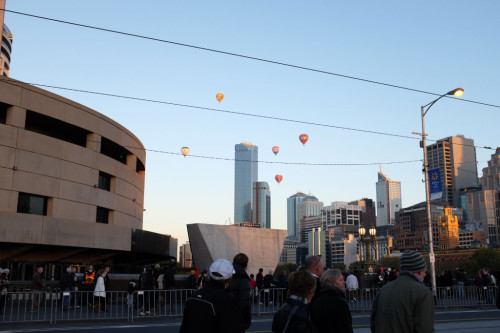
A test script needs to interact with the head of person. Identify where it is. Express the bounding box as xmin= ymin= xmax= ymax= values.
xmin=209 ymin=259 xmax=235 ymax=288
xmin=190 ymin=270 xmax=195 ymax=276
xmin=36 ymin=266 xmax=43 ymax=274
xmin=105 ymin=266 xmax=110 ymax=273
xmin=250 ymin=274 xmax=254 ymax=279
xmin=0 ymin=269 xmax=4 ymax=275
xmin=71 ymin=267 xmax=77 ymax=273
xmin=399 ymin=250 xmax=427 ymax=281
xmin=4 ymin=269 xmax=9 ymax=275
xmin=201 ymin=269 xmax=208 ymax=276
xmin=97 ymin=269 xmax=104 ymax=276
xmin=155 ymin=264 xmax=160 ymax=271
xmin=66 ymin=266 xmax=72 ymax=273
xmin=268 ymin=269 xmax=273 ymax=275
xmin=288 ymin=271 xmax=317 ymax=303
xmin=305 ymin=255 xmax=324 ymax=278
xmin=259 ymin=268 xmax=263 ymax=273
xmin=321 ymin=269 xmax=346 ymax=292
xmin=88 ymin=265 xmax=94 ymax=272
xmin=233 ymin=253 xmax=249 ymax=270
